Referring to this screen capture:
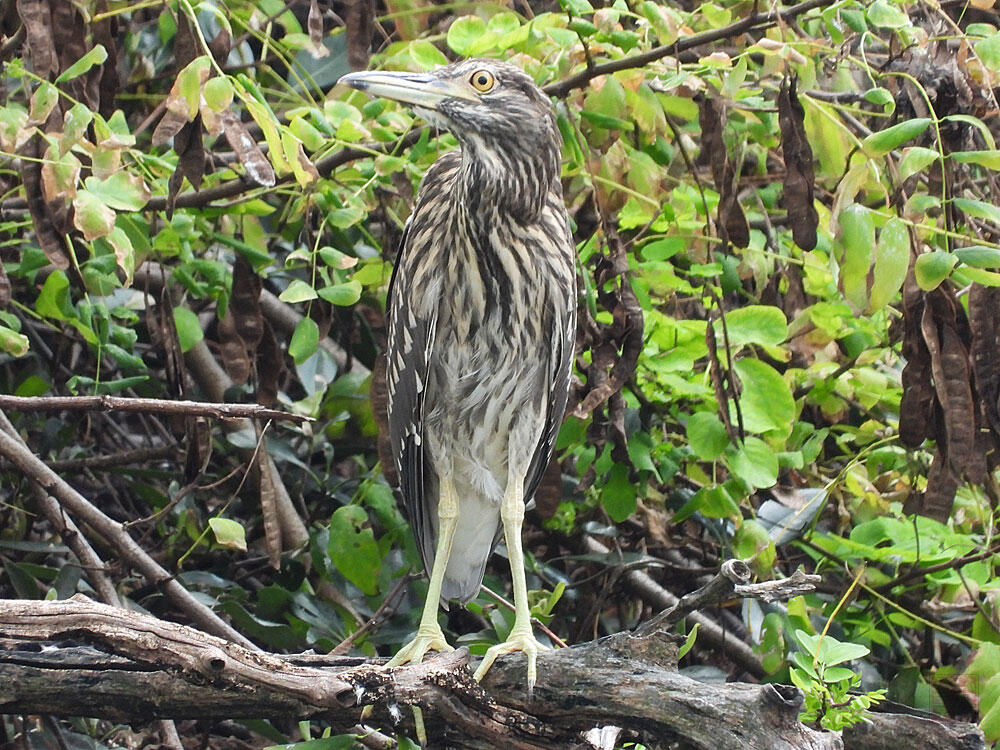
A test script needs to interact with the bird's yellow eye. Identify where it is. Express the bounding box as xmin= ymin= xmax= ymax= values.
xmin=469 ymin=70 xmax=496 ymax=93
